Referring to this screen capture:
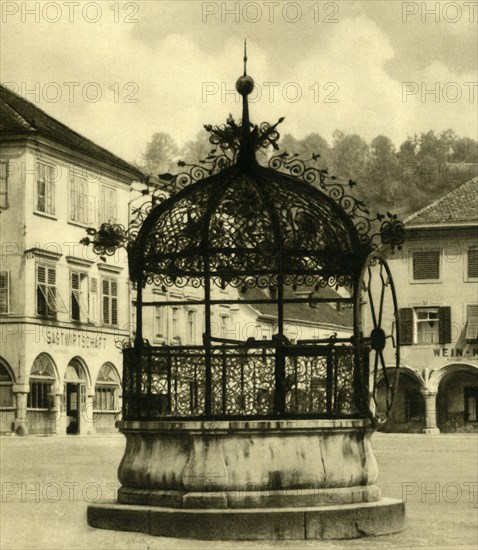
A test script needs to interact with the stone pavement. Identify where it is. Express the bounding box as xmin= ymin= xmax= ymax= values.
xmin=0 ymin=433 xmax=476 ymax=549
